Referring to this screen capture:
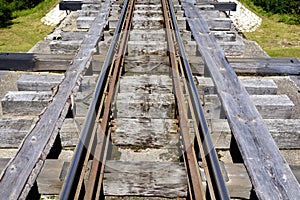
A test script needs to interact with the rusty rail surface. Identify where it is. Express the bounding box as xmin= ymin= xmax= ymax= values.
xmin=60 ymin=0 xmax=229 ymax=199
xmin=182 ymin=1 xmax=300 ymax=199
xmin=60 ymin=0 xmax=134 ymax=198
xmin=0 ymin=0 xmax=111 ymax=199
xmin=163 ymin=0 xmax=229 ymax=199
